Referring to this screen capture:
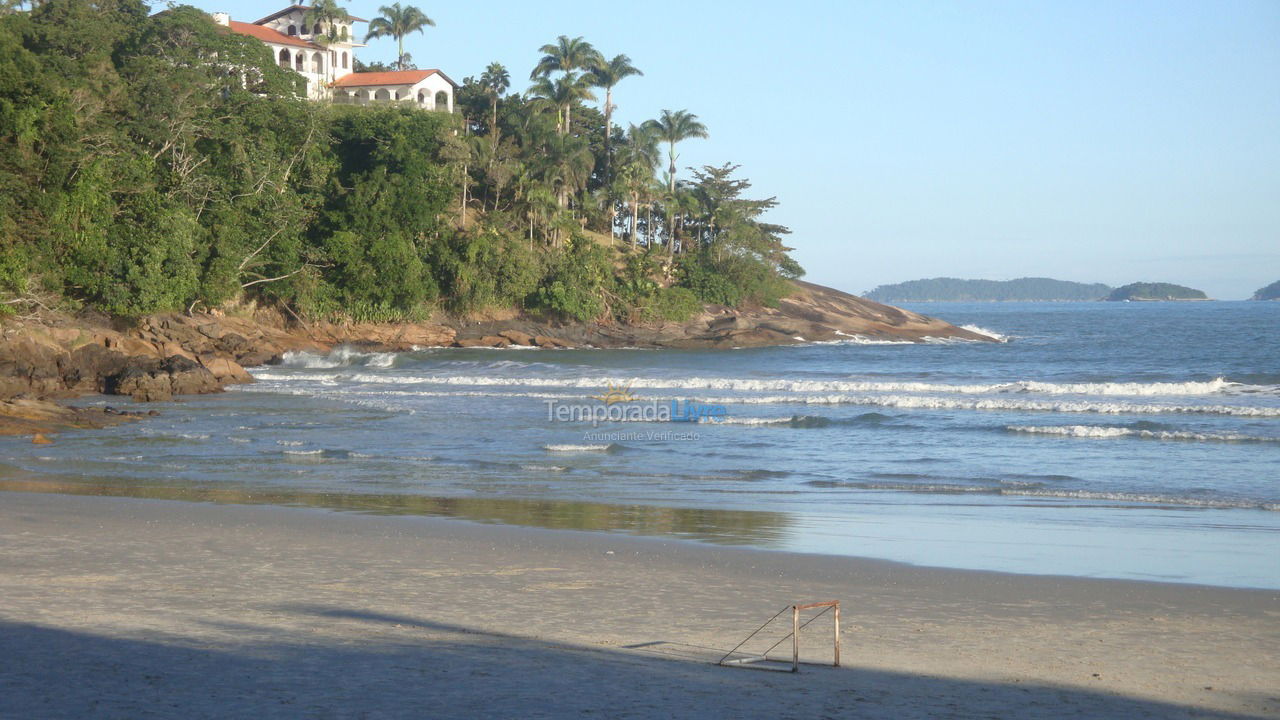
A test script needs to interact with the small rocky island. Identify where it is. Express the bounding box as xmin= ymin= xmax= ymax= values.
xmin=1251 ymin=281 xmax=1280 ymax=301
xmin=1106 ymin=282 xmax=1209 ymax=302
